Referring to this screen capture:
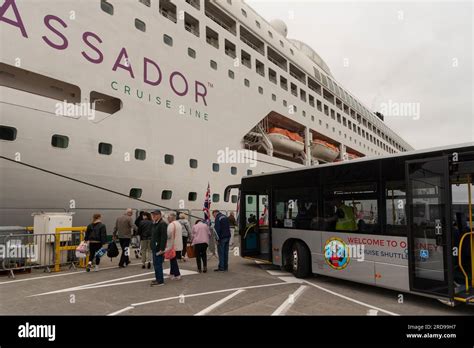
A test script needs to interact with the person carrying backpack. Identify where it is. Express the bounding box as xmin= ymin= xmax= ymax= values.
xmin=178 ymin=213 xmax=192 ymax=261
xmin=84 ymin=213 xmax=107 ymax=272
